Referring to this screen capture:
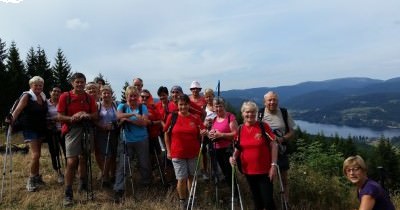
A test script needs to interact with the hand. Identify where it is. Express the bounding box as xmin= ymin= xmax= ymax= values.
xmin=269 ymin=165 xmax=276 ymax=181
xmin=167 ymin=151 xmax=171 ymax=160
xmin=229 ymin=156 xmax=237 ymax=166
xmin=200 ymin=129 xmax=207 ymax=136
